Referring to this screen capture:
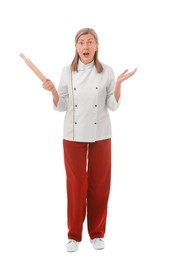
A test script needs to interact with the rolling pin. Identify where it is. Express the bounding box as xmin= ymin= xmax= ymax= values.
xmin=20 ymin=53 xmax=46 ymax=82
